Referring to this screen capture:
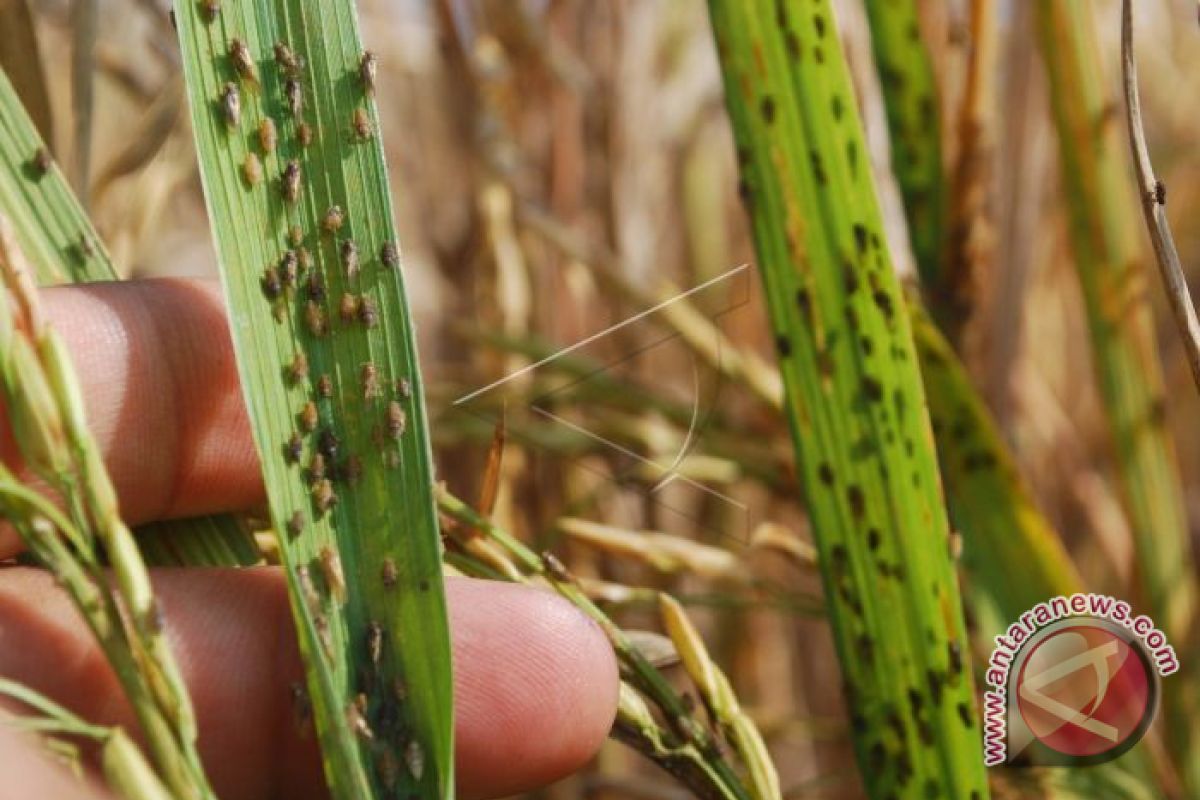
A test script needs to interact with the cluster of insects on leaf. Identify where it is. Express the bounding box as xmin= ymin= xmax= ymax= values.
xmin=208 ymin=17 xmax=411 ymax=531
xmin=18 ymin=4 xmax=456 ymax=794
